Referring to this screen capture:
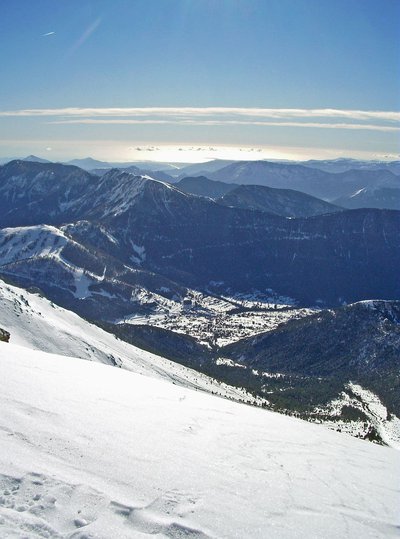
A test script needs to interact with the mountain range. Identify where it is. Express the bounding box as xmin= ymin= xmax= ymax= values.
xmin=175 ymin=167 xmax=400 ymax=211
xmin=1 ymin=160 xmax=399 ymax=308
xmin=207 ymin=160 xmax=400 ymax=202
xmin=3 ymin=155 xmax=399 ymax=210
xmin=217 ymin=184 xmax=341 ymax=217
xmin=300 ymin=157 xmax=400 ymax=175
xmin=0 ymin=157 xmax=399 ymax=446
